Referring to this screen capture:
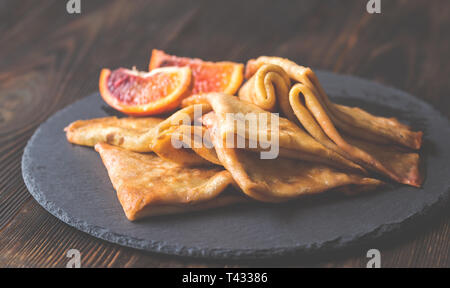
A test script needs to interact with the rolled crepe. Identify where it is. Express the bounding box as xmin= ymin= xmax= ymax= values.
xmin=238 ymin=64 xmax=296 ymax=121
xmin=95 ymin=142 xmax=244 ymax=220
xmin=205 ymin=111 xmax=383 ymax=202
xmin=244 ymin=57 xmax=422 ymax=186
xmin=65 ymin=116 xmax=162 ymax=152
xmin=182 ymin=93 xmax=366 ymax=174
xmin=245 ymin=56 xmax=423 ymax=149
